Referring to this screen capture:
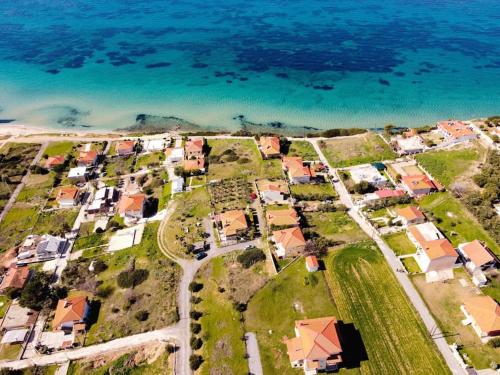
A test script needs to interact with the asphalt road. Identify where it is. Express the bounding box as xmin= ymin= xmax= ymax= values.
xmin=245 ymin=332 xmax=264 ymax=375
